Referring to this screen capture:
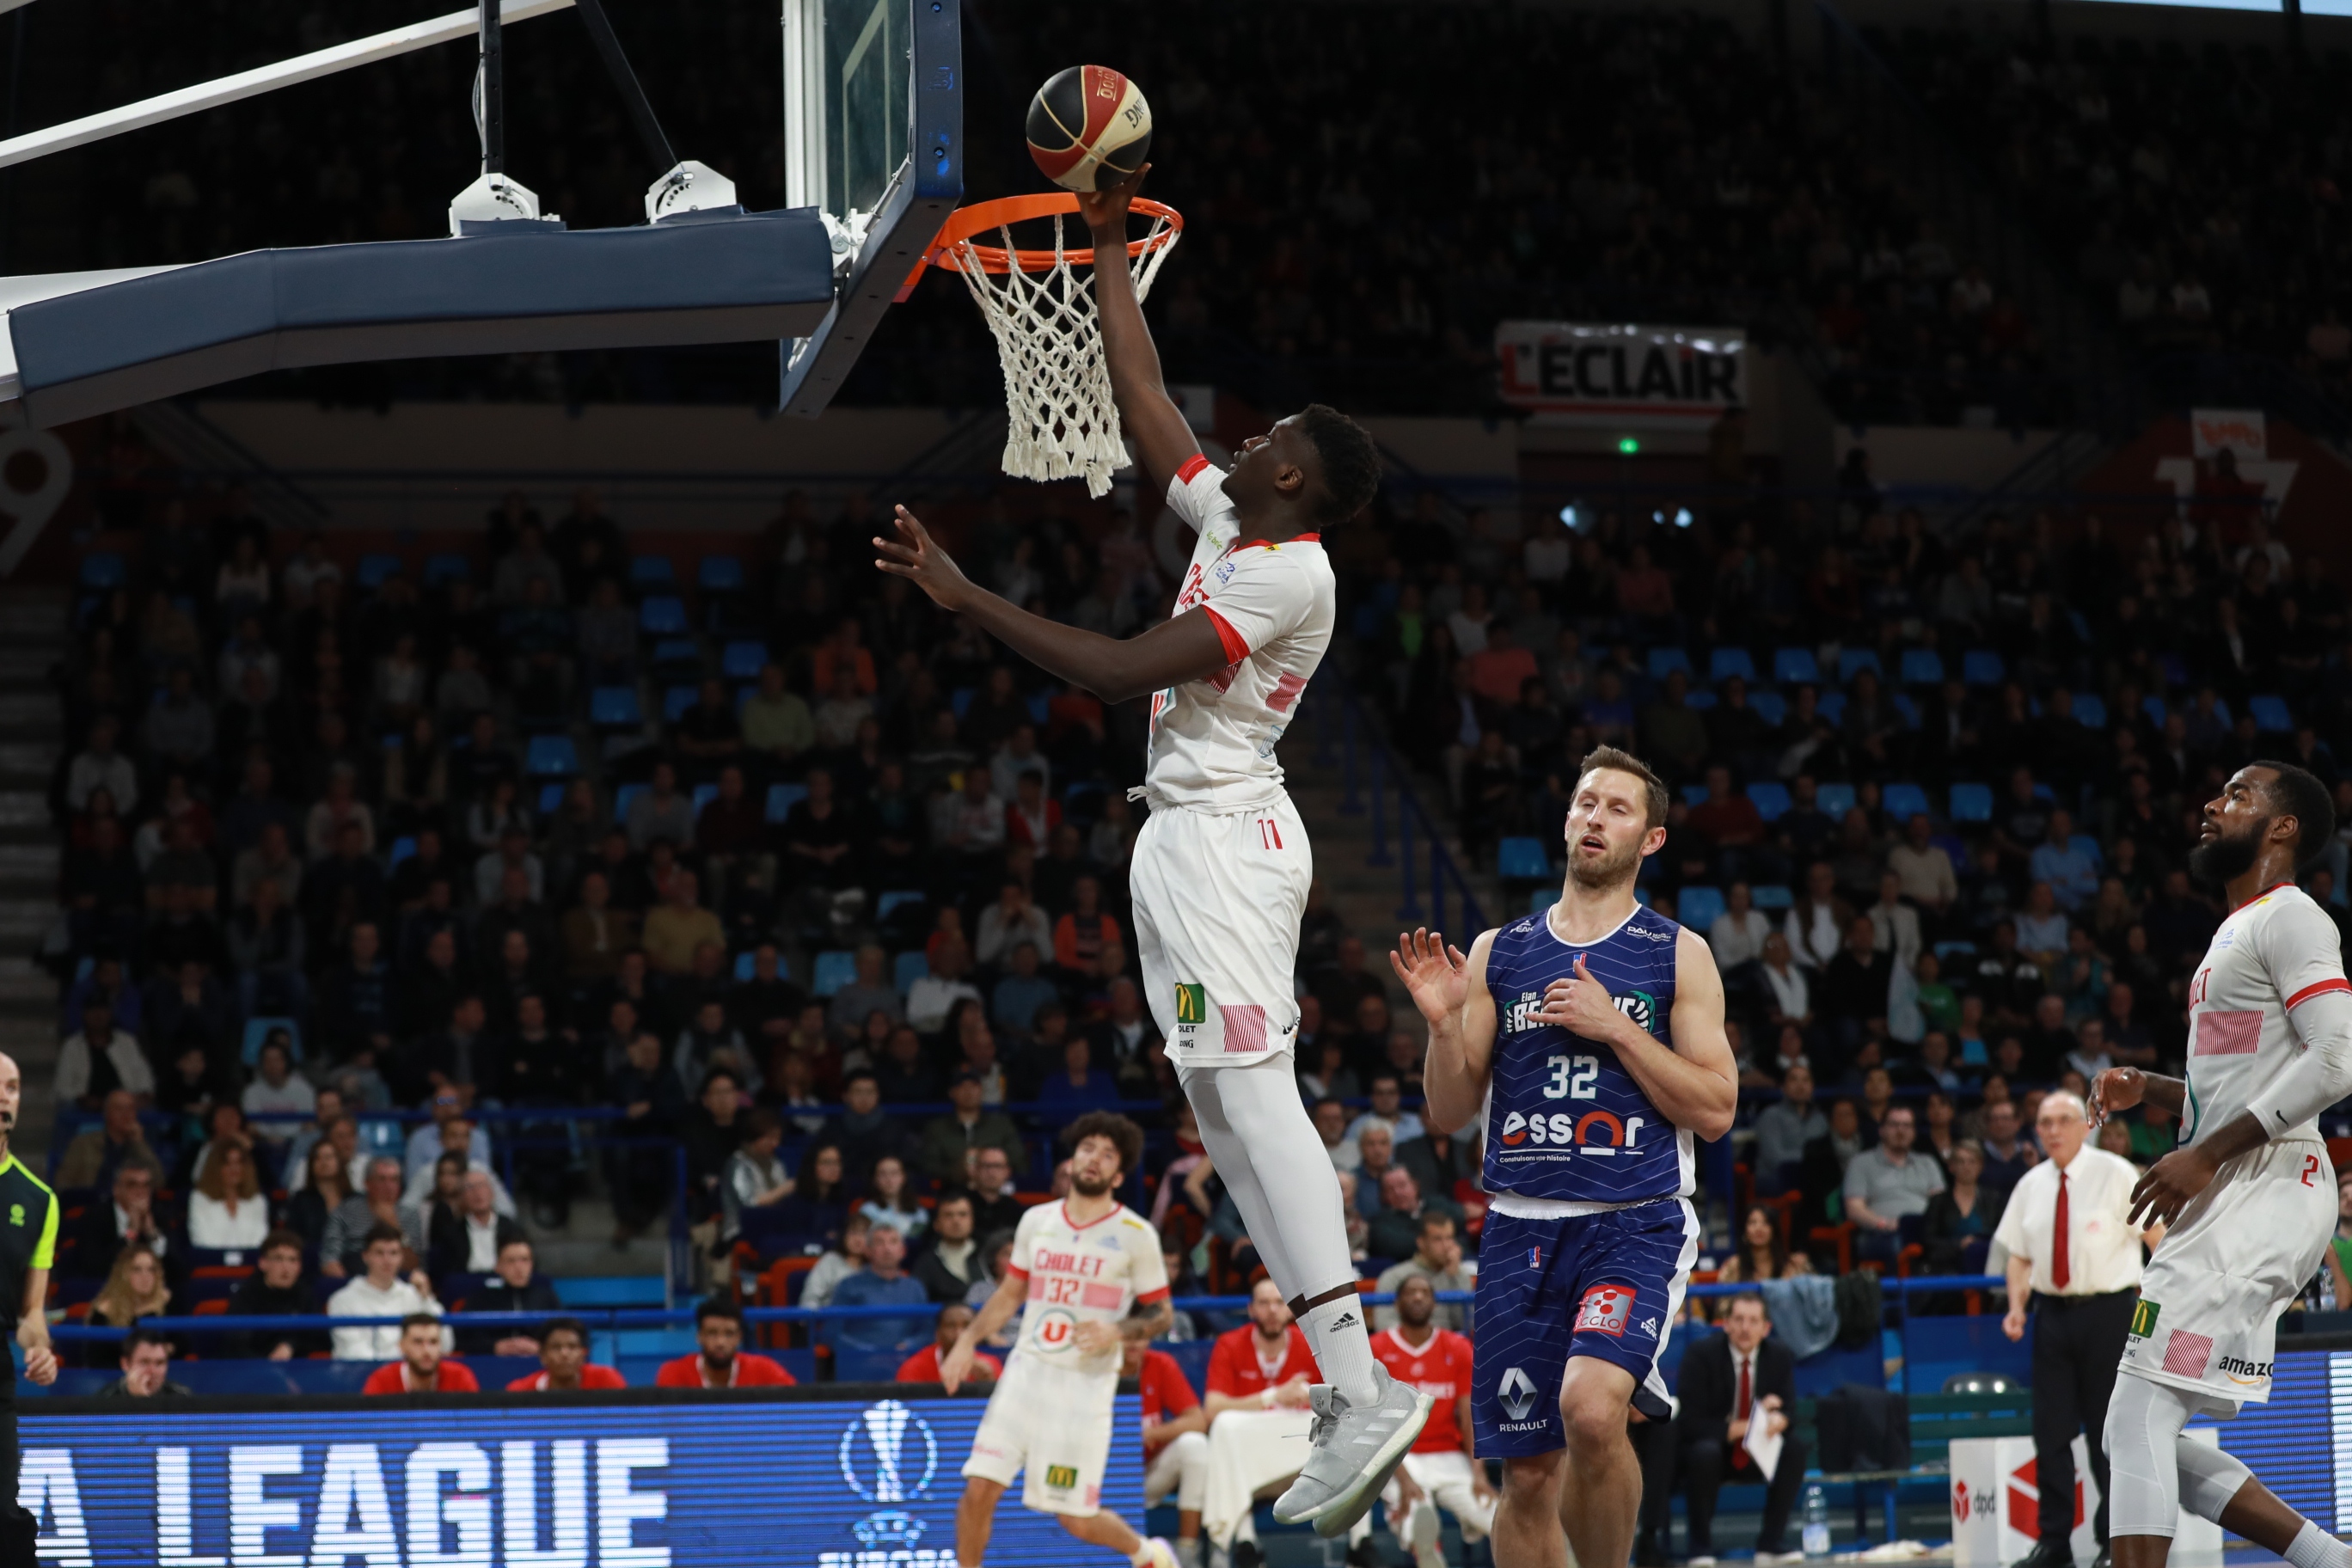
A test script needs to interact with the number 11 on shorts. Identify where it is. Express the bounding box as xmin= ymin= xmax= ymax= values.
xmin=1258 ymin=815 xmax=1283 ymax=850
